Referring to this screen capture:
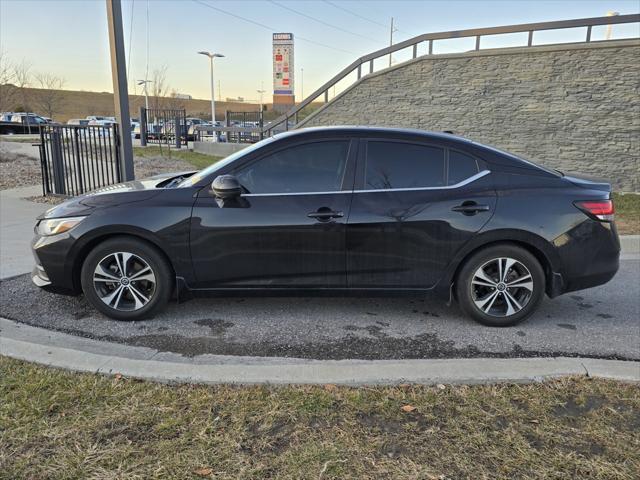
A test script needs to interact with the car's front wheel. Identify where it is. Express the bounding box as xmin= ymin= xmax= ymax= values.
xmin=456 ymin=244 xmax=545 ymax=327
xmin=80 ymin=237 xmax=173 ymax=320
